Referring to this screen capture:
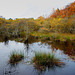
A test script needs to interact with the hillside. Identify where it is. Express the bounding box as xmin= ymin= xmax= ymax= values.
xmin=50 ymin=2 xmax=75 ymax=18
